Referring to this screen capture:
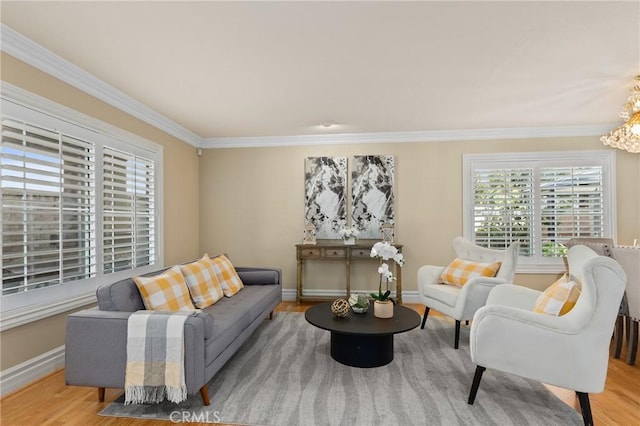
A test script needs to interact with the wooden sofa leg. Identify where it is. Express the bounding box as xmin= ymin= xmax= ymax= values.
xmin=269 ymin=311 xmax=274 ymax=320
xmin=98 ymin=387 xmax=105 ymax=402
xmin=200 ymin=386 xmax=211 ymax=406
